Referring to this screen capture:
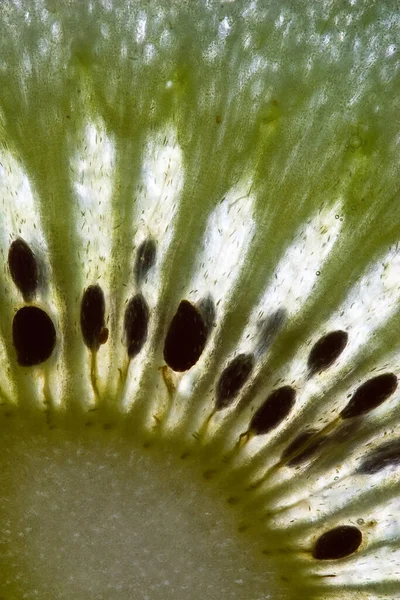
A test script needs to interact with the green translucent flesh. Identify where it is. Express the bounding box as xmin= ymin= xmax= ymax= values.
xmin=0 ymin=0 xmax=399 ymax=598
